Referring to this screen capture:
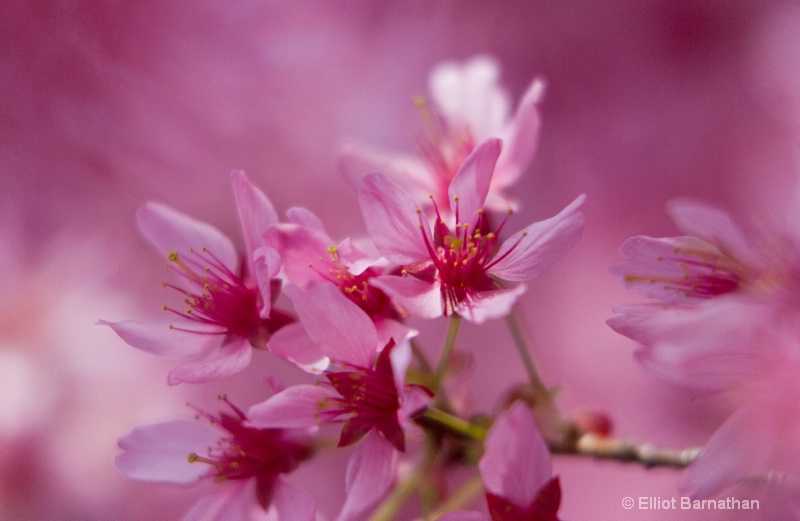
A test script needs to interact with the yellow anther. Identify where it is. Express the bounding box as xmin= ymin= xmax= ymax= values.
xmin=187 ymin=453 xmax=199 ymax=463
xmin=168 ymin=251 xmax=179 ymax=262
